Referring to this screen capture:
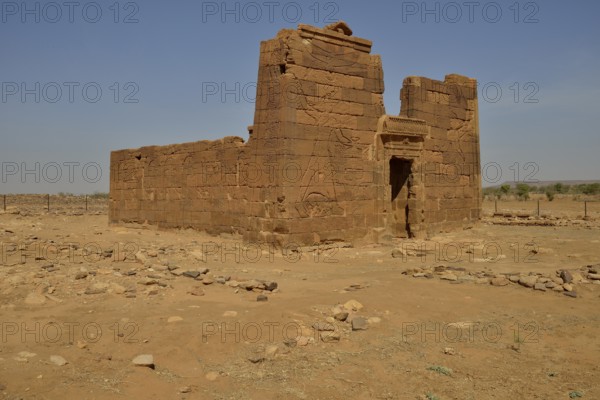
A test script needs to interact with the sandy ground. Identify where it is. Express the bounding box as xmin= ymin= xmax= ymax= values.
xmin=0 ymin=198 xmax=599 ymax=399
